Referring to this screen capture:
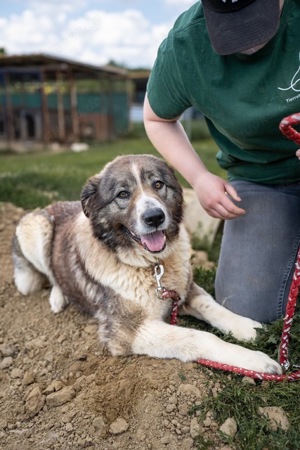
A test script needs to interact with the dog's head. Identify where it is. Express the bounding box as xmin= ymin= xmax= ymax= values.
xmin=81 ymin=154 xmax=183 ymax=260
